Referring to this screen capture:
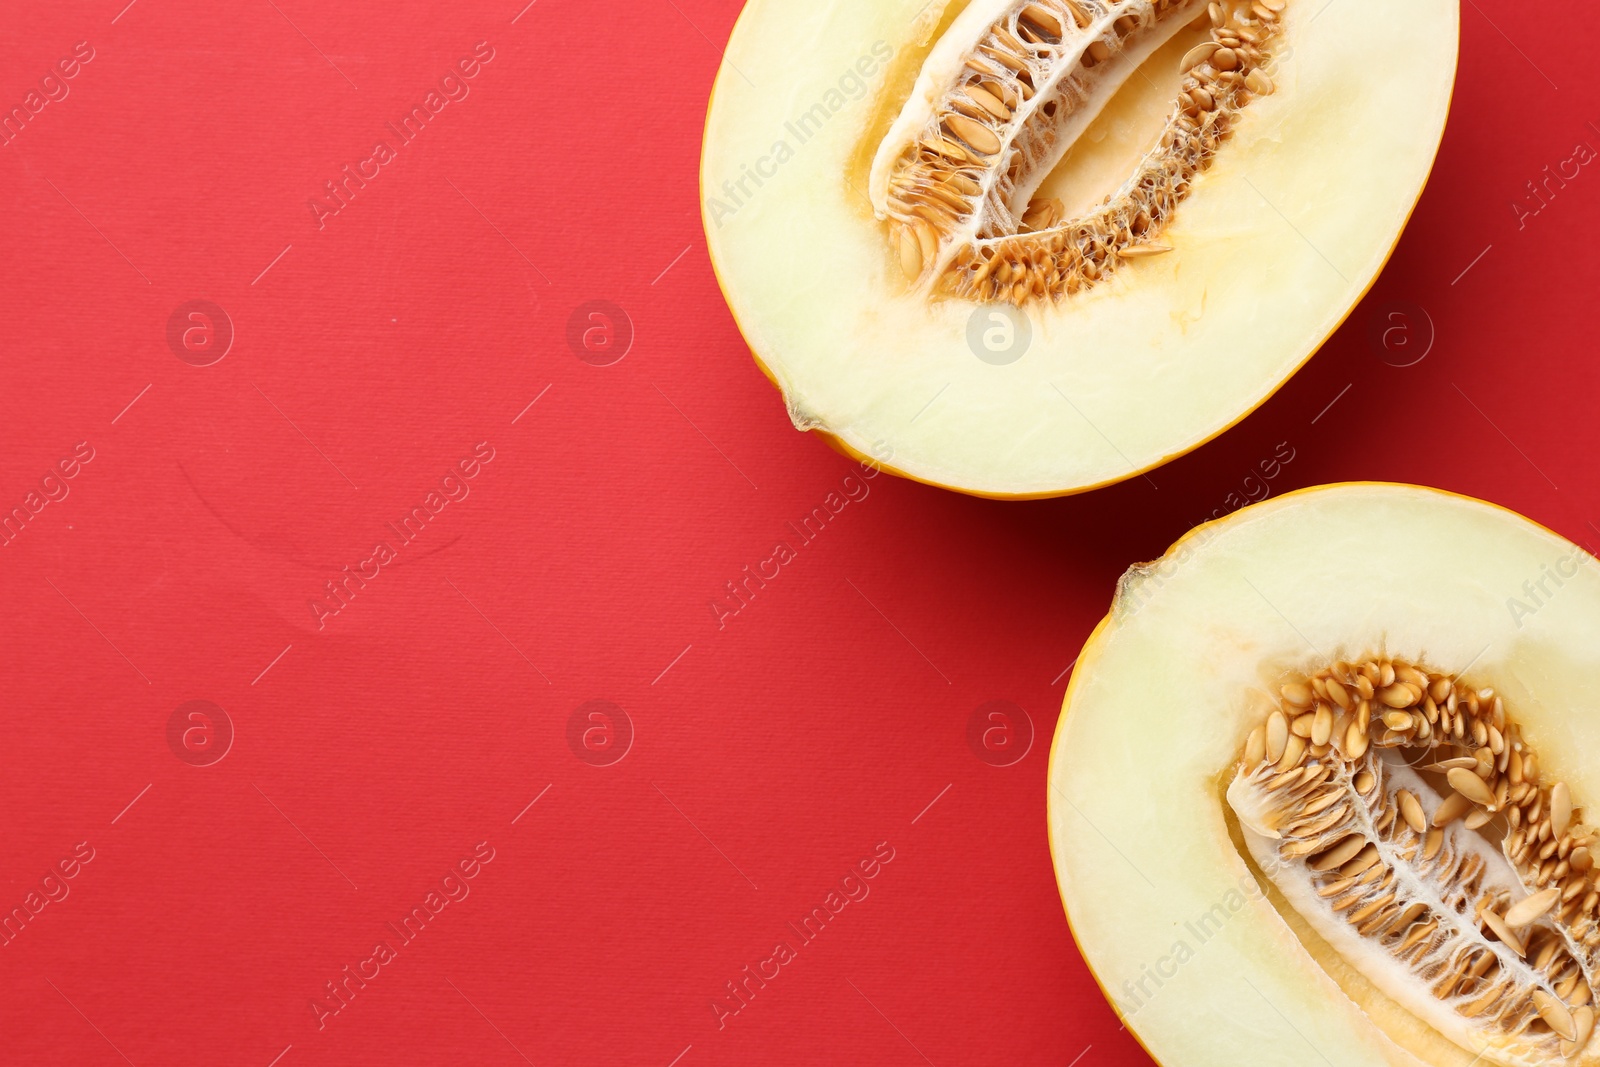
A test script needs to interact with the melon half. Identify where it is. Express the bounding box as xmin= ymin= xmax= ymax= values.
xmin=701 ymin=0 xmax=1457 ymax=496
xmin=1049 ymin=483 xmax=1600 ymax=1066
